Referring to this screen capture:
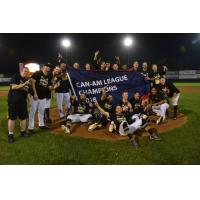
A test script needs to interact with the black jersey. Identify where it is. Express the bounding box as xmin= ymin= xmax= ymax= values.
xmin=8 ymin=74 xmax=29 ymax=103
xmin=118 ymin=100 xmax=131 ymax=114
xmin=55 ymin=72 xmax=71 ymax=93
xmin=99 ymin=99 xmax=114 ymax=113
xmin=149 ymin=92 xmax=165 ymax=104
xmin=149 ymin=70 xmax=166 ymax=85
xmin=140 ymin=69 xmax=149 ymax=78
xmin=31 ymin=71 xmax=52 ymax=99
xmin=129 ymin=98 xmax=143 ymax=114
xmin=70 ymin=99 xmax=90 ymax=114
xmin=46 ymin=71 xmax=53 ymax=99
xmin=110 ymin=112 xmax=131 ymax=133
xmin=159 ymin=80 xmax=180 ymax=98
